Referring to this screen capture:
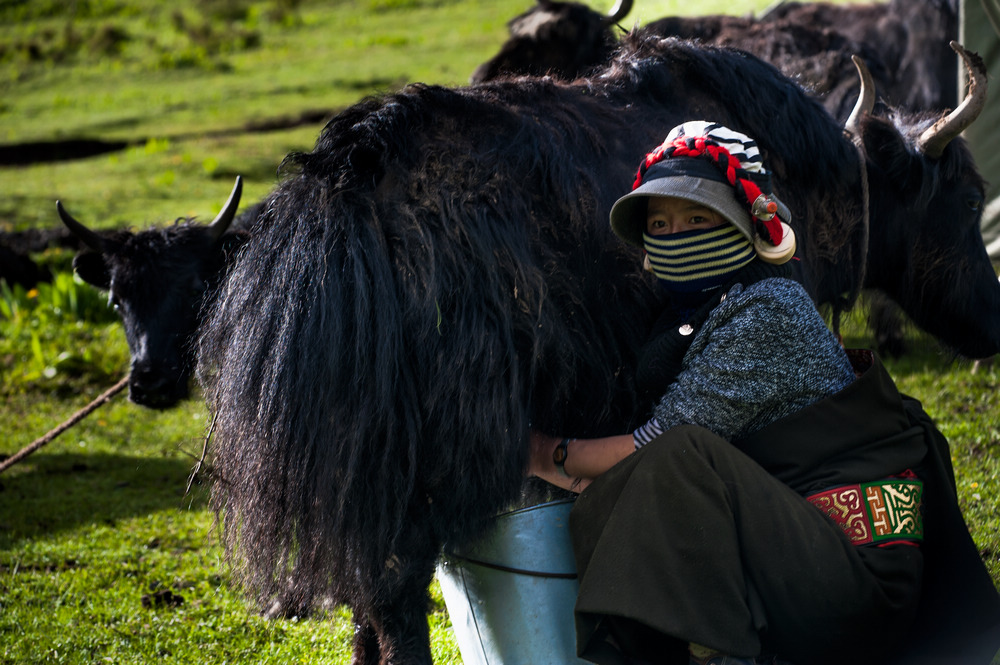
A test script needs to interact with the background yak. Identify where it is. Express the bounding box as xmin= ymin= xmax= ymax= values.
xmin=473 ymin=0 xmax=958 ymax=117
xmin=56 ymin=178 xmax=247 ymax=409
xmin=0 ymin=227 xmax=83 ymax=290
xmin=472 ymin=0 xmax=889 ymax=119
xmin=0 ymin=240 xmax=52 ymax=291
xmin=469 ymin=0 xmax=634 ymax=82
xmin=758 ymin=0 xmax=958 ymax=111
xmin=195 ymin=34 xmax=996 ymax=665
